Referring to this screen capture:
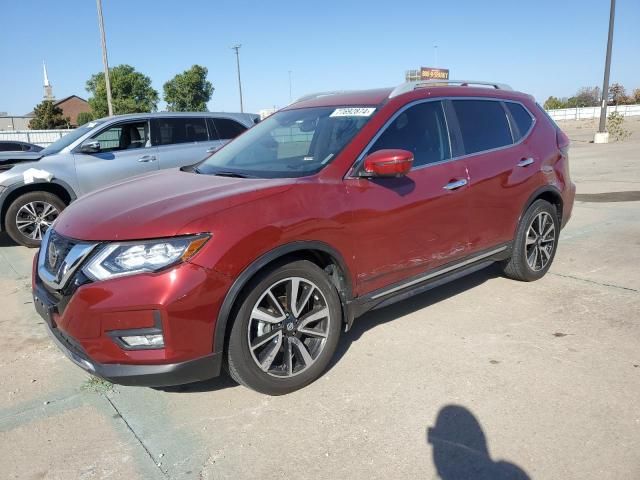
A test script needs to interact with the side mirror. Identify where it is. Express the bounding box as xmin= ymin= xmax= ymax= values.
xmin=80 ymin=139 xmax=101 ymax=154
xmin=361 ymin=149 xmax=413 ymax=177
